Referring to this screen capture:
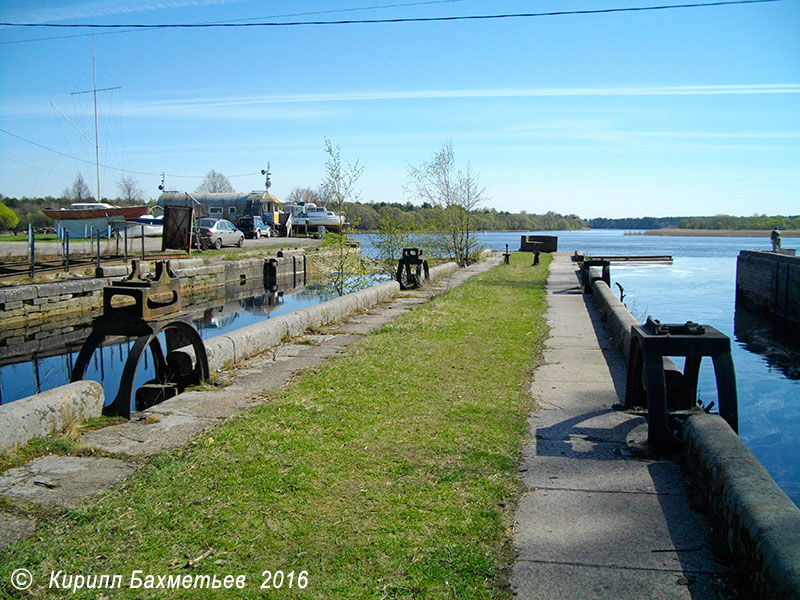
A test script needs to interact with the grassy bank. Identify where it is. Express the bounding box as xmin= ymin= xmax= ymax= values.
xmin=0 ymin=253 xmax=550 ymax=599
